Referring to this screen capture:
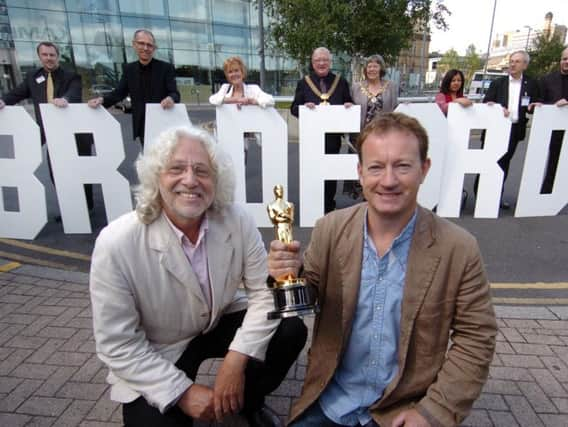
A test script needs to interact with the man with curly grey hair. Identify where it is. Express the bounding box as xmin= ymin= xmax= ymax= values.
xmin=90 ymin=126 xmax=307 ymax=427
